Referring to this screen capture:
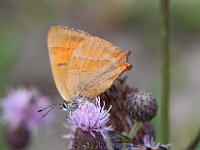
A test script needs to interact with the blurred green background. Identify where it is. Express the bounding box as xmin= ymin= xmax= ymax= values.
xmin=0 ymin=0 xmax=200 ymax=149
